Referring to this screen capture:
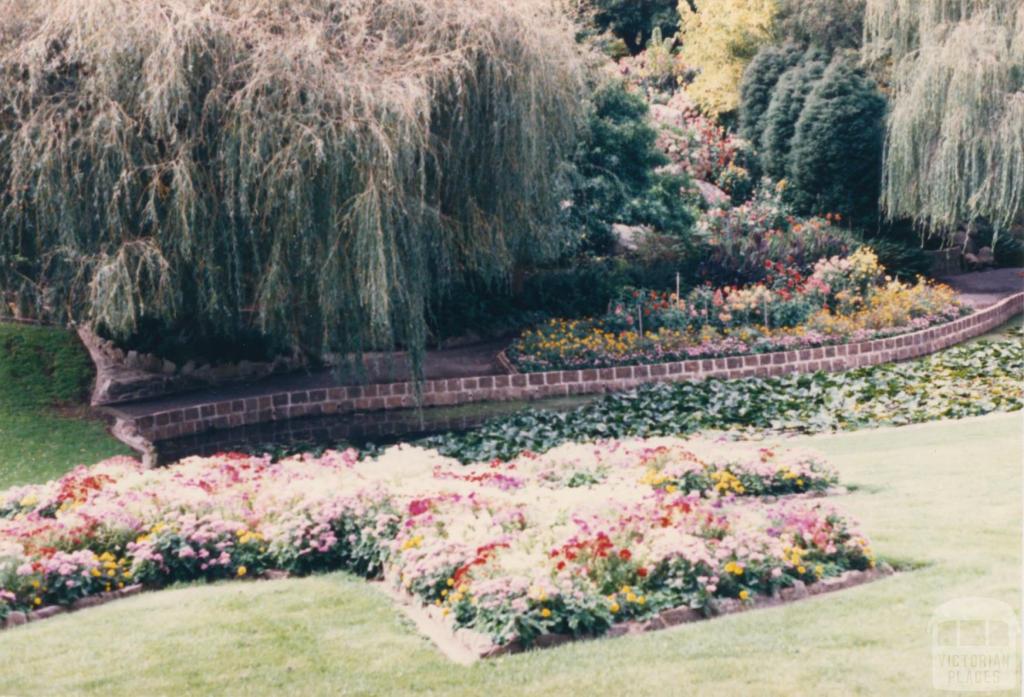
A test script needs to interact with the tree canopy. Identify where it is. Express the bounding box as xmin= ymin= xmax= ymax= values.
xmin=0 ymin=0 xmax=587 ymax=370
xmin=865 ymin=0 xmax=1024 ymax=236
xmin=677 ymin=0 xmax=779 ymax=116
